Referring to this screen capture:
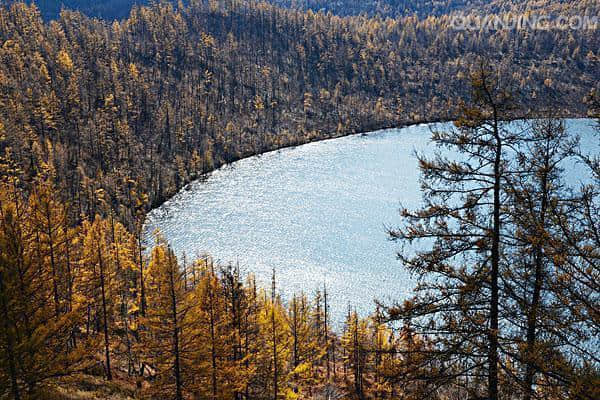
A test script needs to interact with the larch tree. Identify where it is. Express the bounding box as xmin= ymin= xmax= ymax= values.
xmin=286 ymin=292 xmax=322 ymax=398
xmin=189 ymin=258 xmax=242 ymax=400
xmin=370 ymin=307 xmax=395 ymax=399
xmin=537 ymin=97 xmax=600 ymax=399
xmin=78 ymin=216 xmax=120 ymax=381
xmin=502 ymin=118 xmax=581 ymax=399
xmin=253 ymin=274 xmax=291 ymax=400
xmin=386 ymin=63 xmax=520 ymax=400
xmin=107 ymin=212 xmax=139 ymax=376
xmin=220 ymin=263 xmax=253 ymax=400
xmin=28 ymin=165 xmax=69 ymax=318
xmin=0 ymin=170 xmax=92 ymax=399
xmin=138 ymin=239 xmax=196 ymax=400
xmin=340 ymin=309 xmax=369 ymax=400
